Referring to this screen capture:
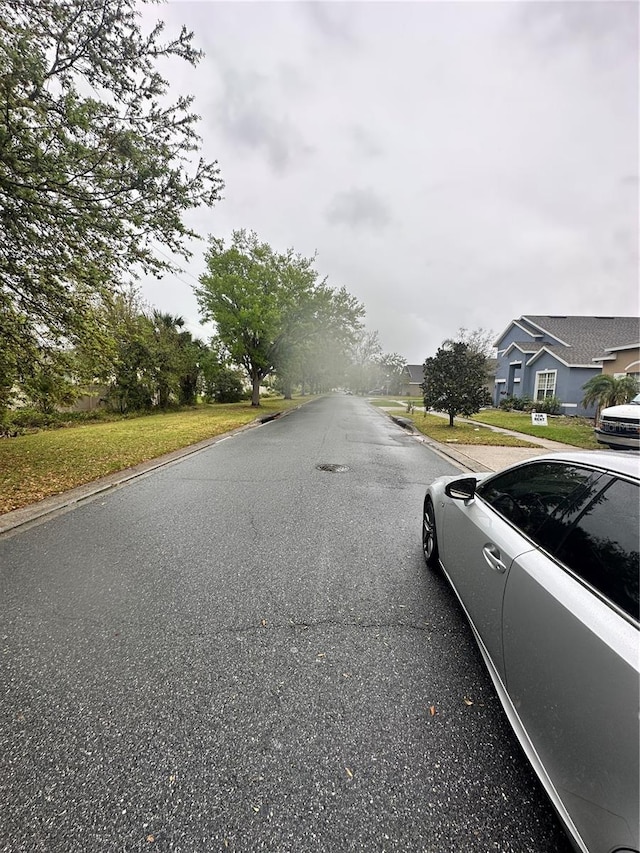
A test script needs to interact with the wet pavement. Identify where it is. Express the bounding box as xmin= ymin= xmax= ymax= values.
xmin=0 ymin=405 xmax=581 ymax=537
